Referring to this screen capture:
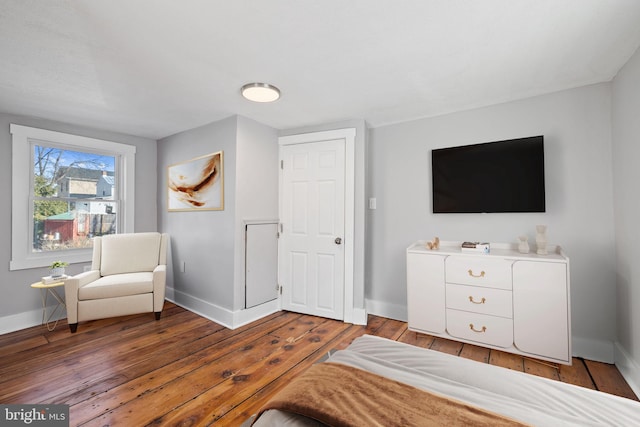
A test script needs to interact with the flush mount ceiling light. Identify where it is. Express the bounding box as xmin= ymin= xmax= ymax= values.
xmin=241 ymin=82 xmax=280 ymax=103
